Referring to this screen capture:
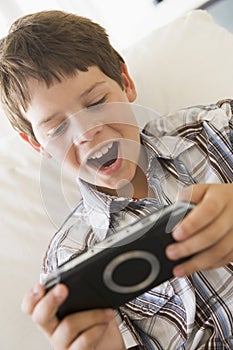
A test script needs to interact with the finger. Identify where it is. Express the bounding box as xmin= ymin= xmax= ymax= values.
xmin=210 ymin=251 xmax=233 ymax=269
xmin=177 ymin=184 xmax=207 ymax=203
xmin=174 ymin=185 xmax=225 ymax=240
xmin=32 ymin=284 xmax=68 ymax=336
xmin=21 ymin=284 xmax=45 ymax=315
xmin=52 ymin=309 xmax=114 ymax=350
xmin=167 ymin=208 xmax=231 ymax=260
xmin=172 ymin=229 xmax=233 ymax=277
xmin=69 ymin=323 xmax=108 ymax=350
